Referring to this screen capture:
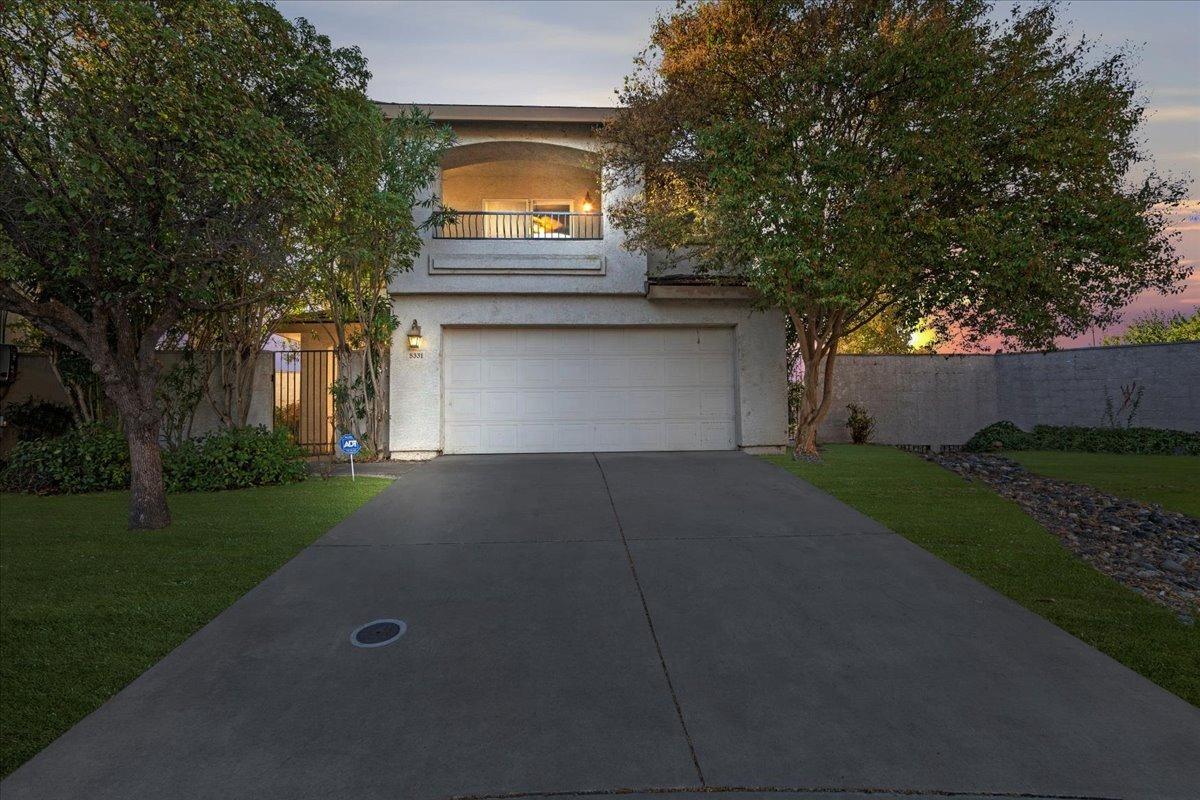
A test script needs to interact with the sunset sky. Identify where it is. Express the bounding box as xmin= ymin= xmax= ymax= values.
xmin=277 ymin=0 xmax=1199 ymax=347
